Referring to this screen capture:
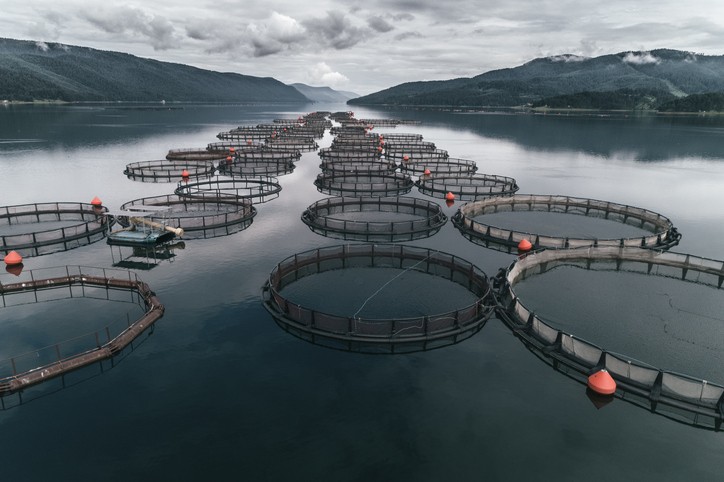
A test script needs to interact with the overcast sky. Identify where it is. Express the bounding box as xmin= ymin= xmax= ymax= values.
xmin=3 ymin=0 xmax=724 ymax=95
